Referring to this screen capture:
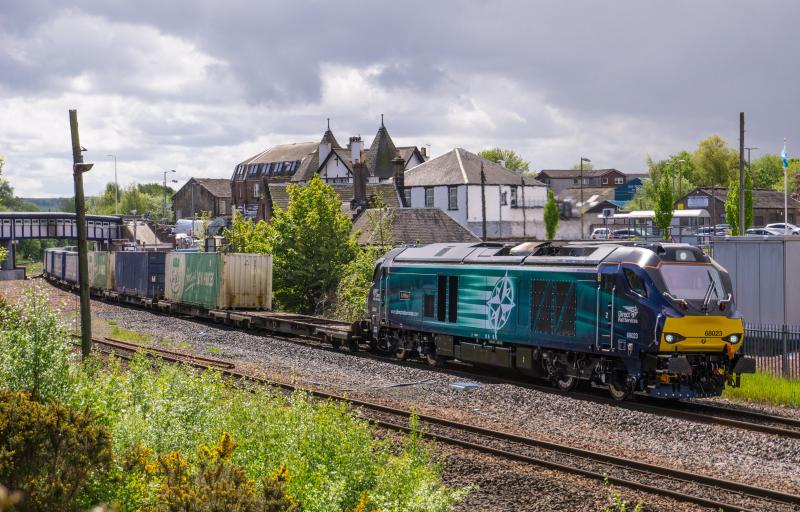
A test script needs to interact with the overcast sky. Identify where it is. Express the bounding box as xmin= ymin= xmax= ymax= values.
xmin=2 ymin=0 xmax=799 ymax=197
